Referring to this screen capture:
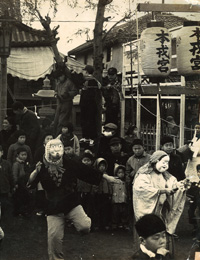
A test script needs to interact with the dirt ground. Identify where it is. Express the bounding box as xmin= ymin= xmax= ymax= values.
xmin=0 ymin=200 xmax=195 ymax=260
